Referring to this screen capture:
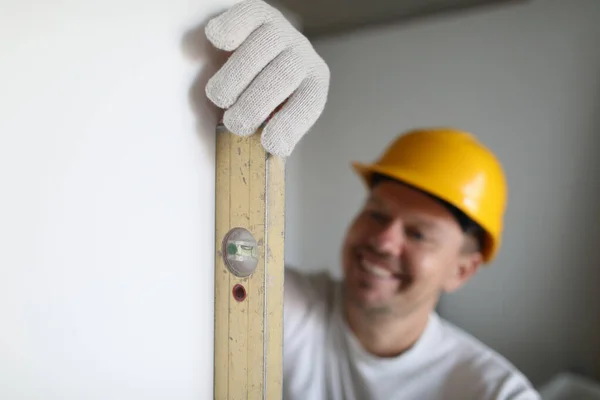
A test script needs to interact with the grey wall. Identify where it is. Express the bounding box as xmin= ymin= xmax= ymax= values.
xmin=284 ymin=0 xmax=600 ymax=386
